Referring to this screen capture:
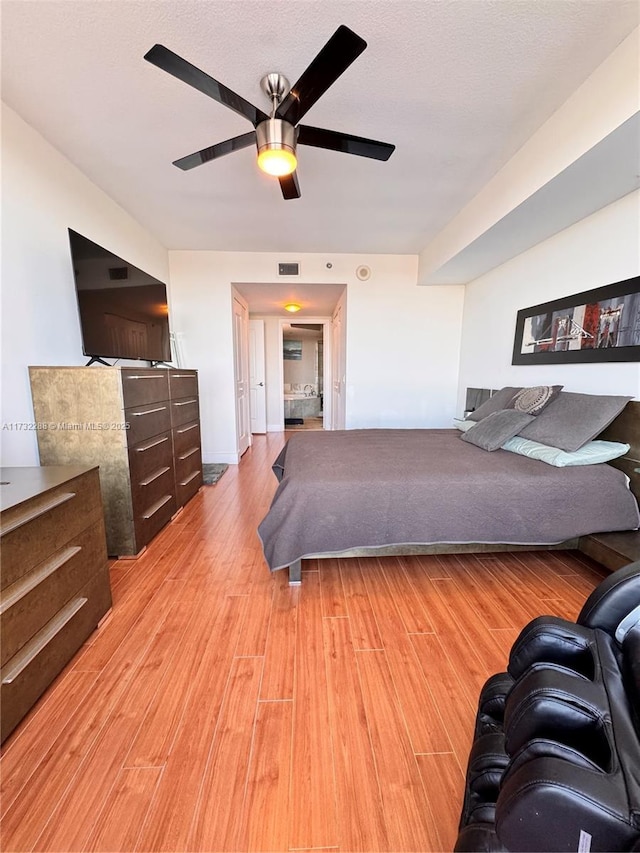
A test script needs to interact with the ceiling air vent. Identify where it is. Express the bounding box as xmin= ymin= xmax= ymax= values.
xmin=108 ymin=266 xmax=129 ymax=280
xmin=278 ymin=262 xmax=299 ymax=276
